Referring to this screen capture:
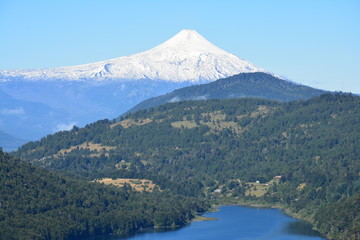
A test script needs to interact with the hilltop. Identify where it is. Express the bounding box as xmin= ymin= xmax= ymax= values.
xmin=127 ymin=72 xmax=325 ymax=114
